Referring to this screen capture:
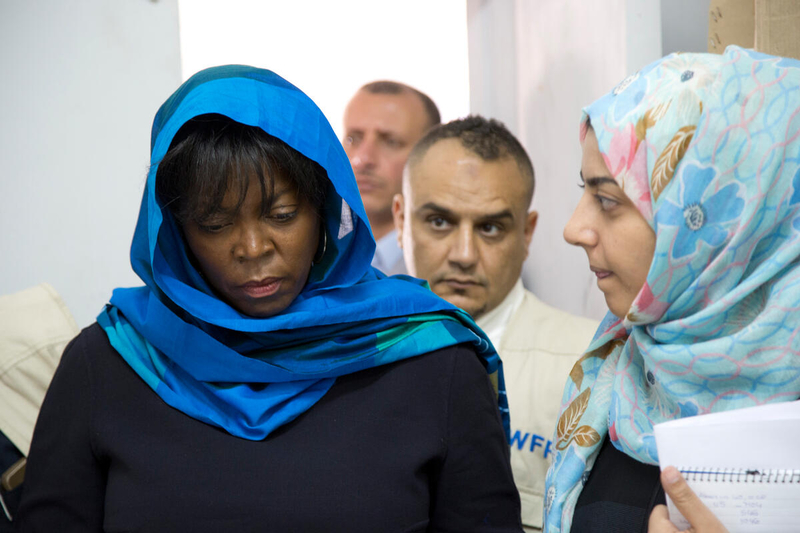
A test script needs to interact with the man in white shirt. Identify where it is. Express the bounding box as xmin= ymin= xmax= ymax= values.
xmin=343 ymin=81 xmax=440 ymax=275
xmin=393 ymin=116 xmax=598 ymax=531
